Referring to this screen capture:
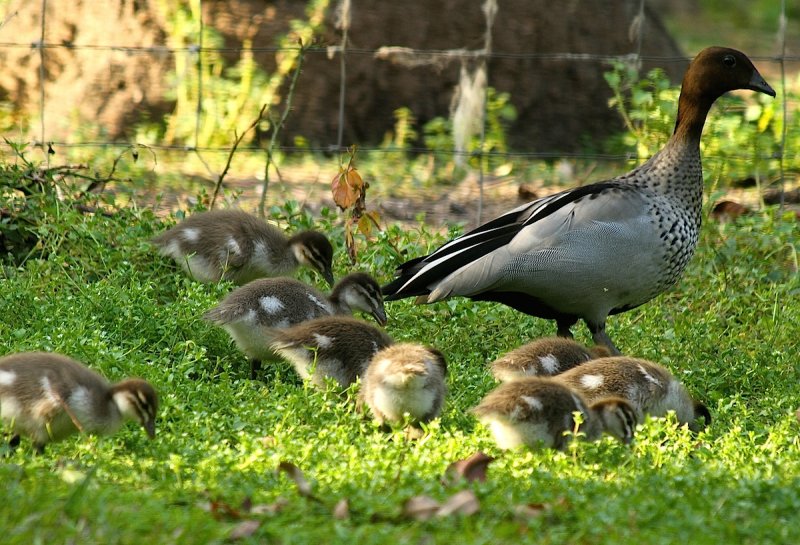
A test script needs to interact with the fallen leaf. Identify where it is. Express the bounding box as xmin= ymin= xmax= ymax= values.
xmin=277 ymin=461 xmax=314 ymax=498
xmin=513 ymin=502 xmax=548 ymax=519
xmin=208 ymin=498 xmax=242 ymax=520
xmin=402 ymin=495 xmax=441 ymax=521
xmin=444 ymin=451 xmax=495 ymax=484
xmin=436 ymin=489 xmax=479 ymax=518
xmin=250 ymin=498 xmax=289 ymax=515
xmin=333 ymin=498 xmax=349 ymax=520
xmin=228 ymin=519 xmax=261 ymax=540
